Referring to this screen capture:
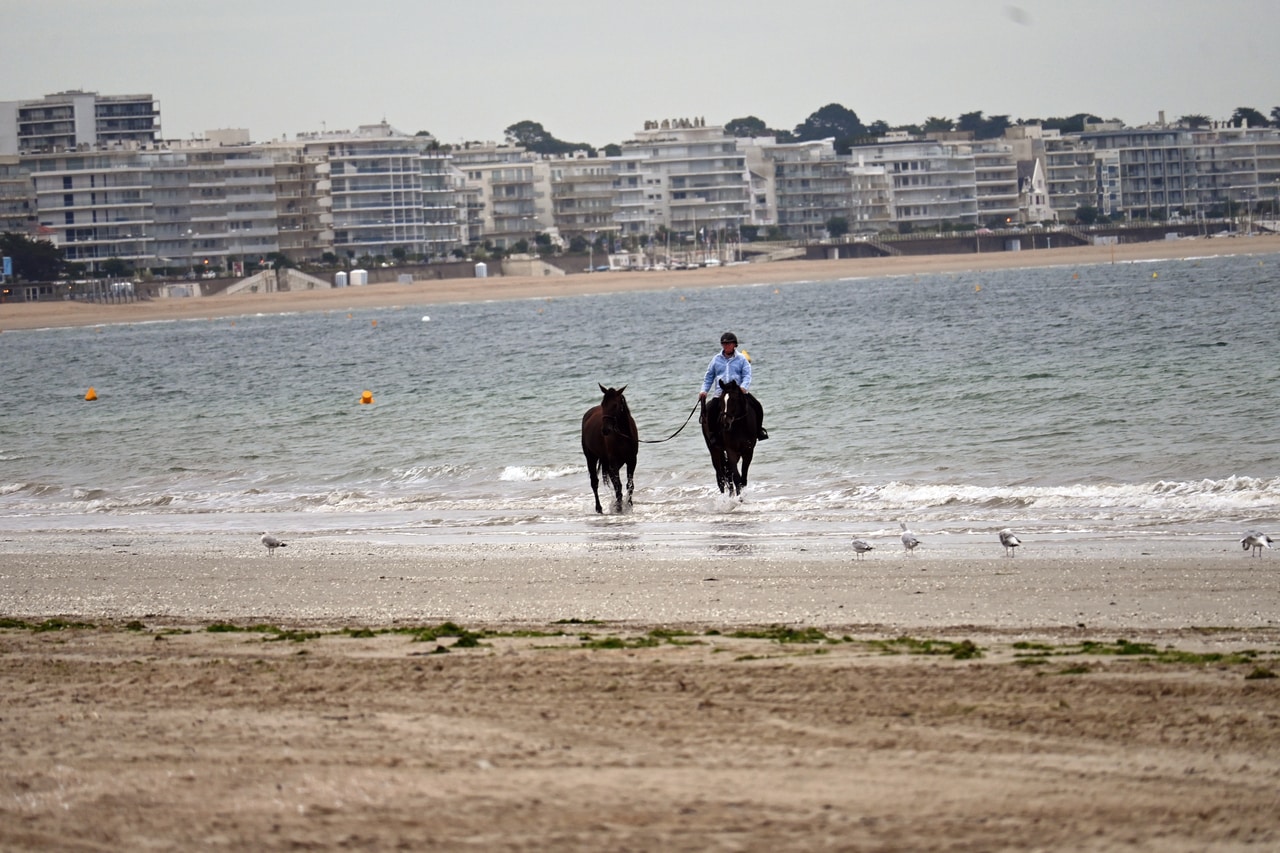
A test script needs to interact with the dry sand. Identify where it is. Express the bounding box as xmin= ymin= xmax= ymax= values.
xmin=3 ymin=538 xmax=1280 ymax=850
xmin=4 ymin=237 xmax=1280 ymax=849
xmin=3 ymin=234 xmax=1278 ymax=332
